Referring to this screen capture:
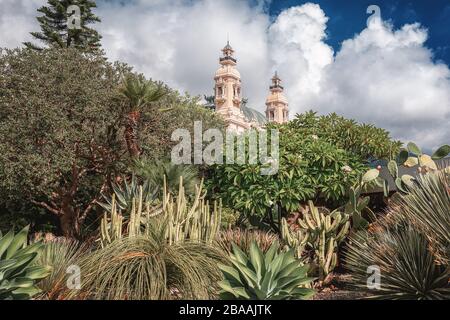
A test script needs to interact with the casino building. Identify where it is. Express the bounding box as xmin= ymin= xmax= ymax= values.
xmin=209 ymin=41 xmax=289 ymax=132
